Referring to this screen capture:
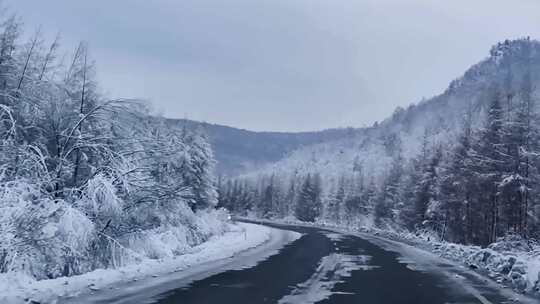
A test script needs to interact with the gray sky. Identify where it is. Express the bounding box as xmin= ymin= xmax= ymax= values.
xmin=6 ymin=0 xmax=540 ymax=131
